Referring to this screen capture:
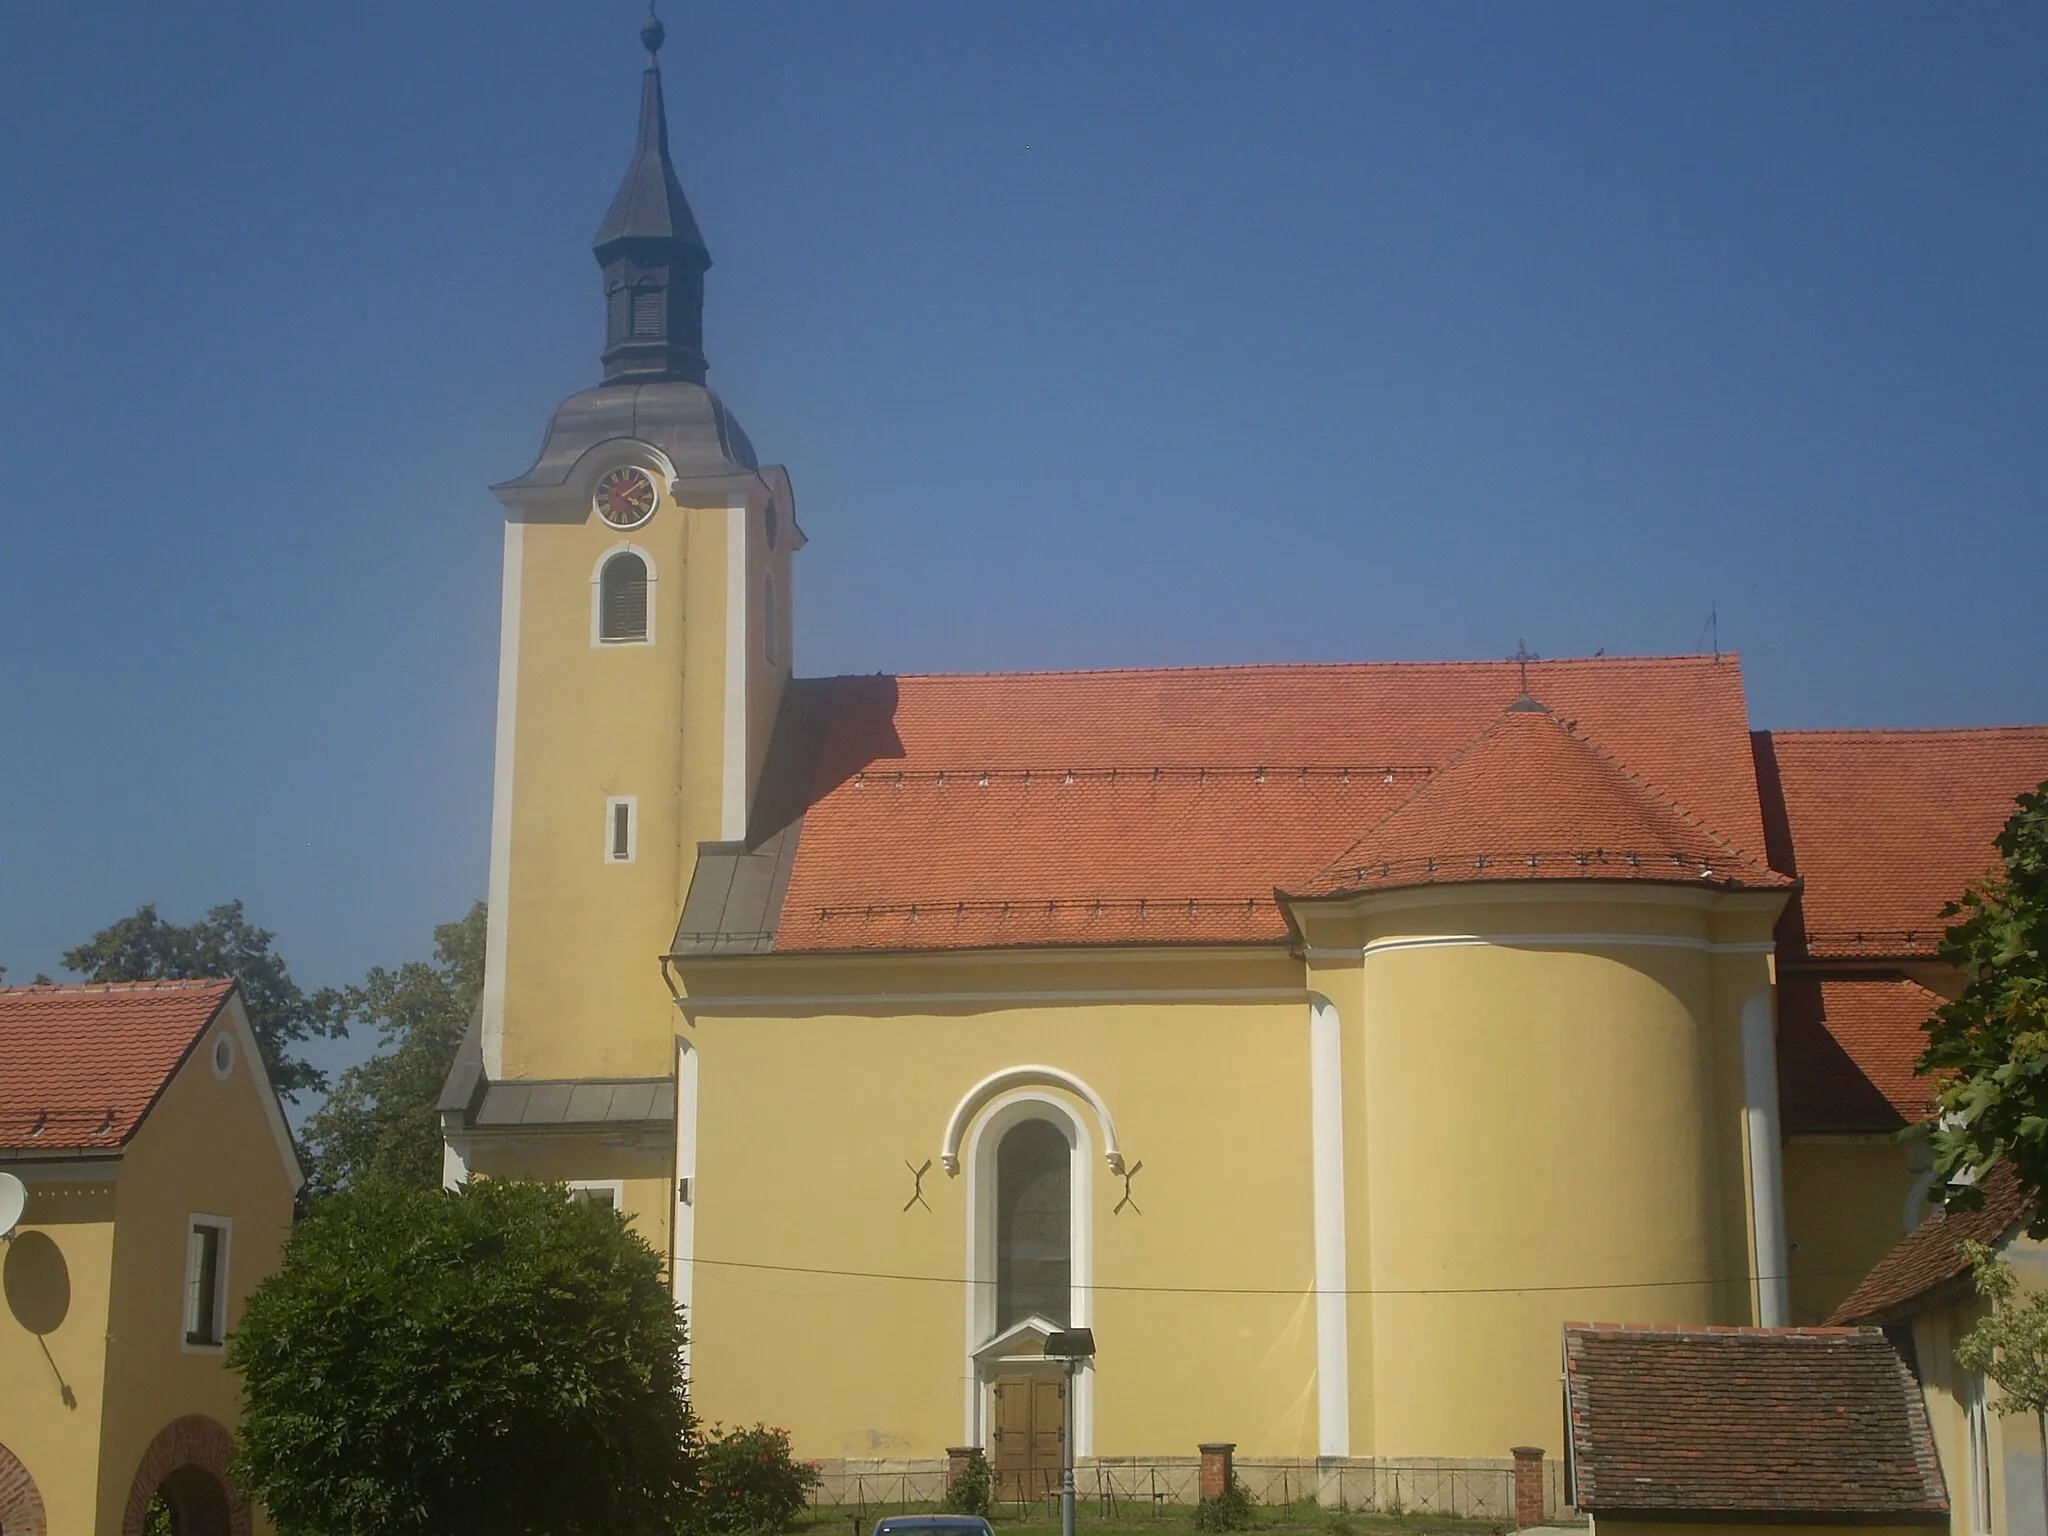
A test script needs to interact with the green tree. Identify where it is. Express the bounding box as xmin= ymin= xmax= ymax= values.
xmin=299 ymin=903 xmax=485 ymax=1195
xmin=1957 ymin=1238 xmax=2048 ymax=1528
xmin=1919 ymin=782 xmax=2048 ymax=1232
xmin=62 ymin=900 xmax=340 ymax=1099
xmin=228 ymin=1179 xmax=696 ymax=1536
